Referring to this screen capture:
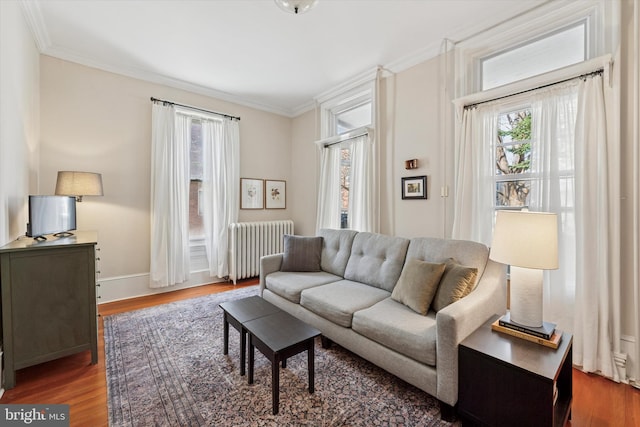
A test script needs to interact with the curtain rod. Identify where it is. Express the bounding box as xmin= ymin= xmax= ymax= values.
xmin=315 ymin=126 xmax=372 ymax=147
xmin=464 ymin=69 xmax=604 ymax=110
xmin=150 ymin=97 xmax=241 ymax=121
